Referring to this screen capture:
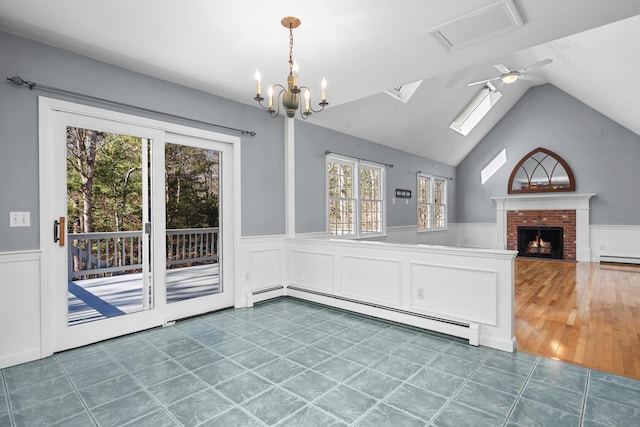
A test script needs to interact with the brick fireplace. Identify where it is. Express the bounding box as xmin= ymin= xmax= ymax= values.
xmin=492 ymin=194 xmax=595 ymax=262
xmin=507 ymin=210 xmax=576 ymax=260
